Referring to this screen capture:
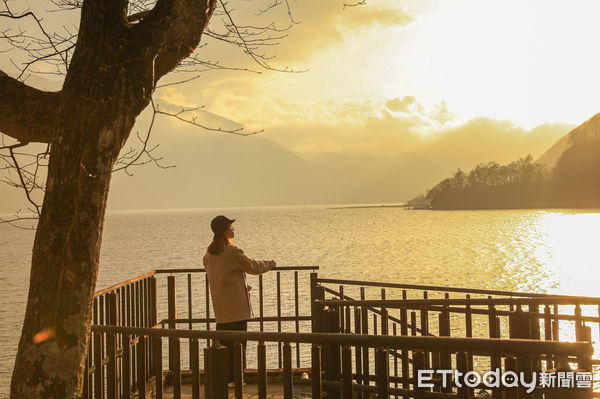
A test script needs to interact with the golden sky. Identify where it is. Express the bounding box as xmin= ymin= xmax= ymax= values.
xmin=139 ymin=0 xmax=600 ymax=162
xmin=2 ymin=0 xmax=600 ymax=209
